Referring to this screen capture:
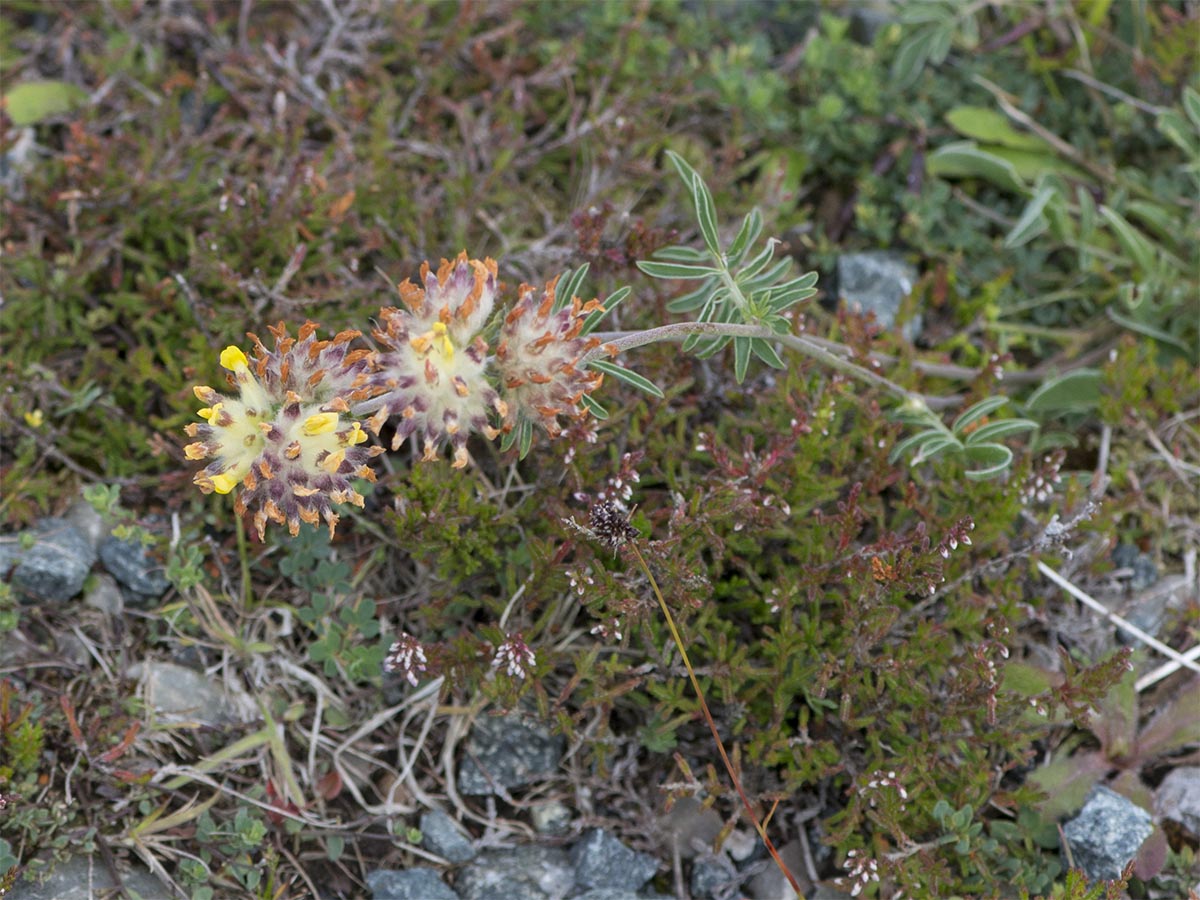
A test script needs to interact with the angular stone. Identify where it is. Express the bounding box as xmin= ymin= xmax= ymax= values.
xmin=530 ymin=799 xmax=572 ymax=834
xmin=691 ymin=852 xmax=737 ymax=898
xmin=99 ymin=534 xmax=170 ymax=599
xmin=569 ymin=828 xmax=658 ymax=893
xmin=455 ymin=845 xmax=574 ymax=900
xmin=83 ymin=572 xmax=124 ymax=618
xmin=1156 ymin=766 xmax=1200 ymax=838
xmin=5 ymin=855 xmax=163 ymax=900
xmin=659 ymin=797 xmax=722 ymax=859
xmin=835 ymin=251 xmax=921 ymax=342
xmin=745 ymin=840 xmax=809 ymax=900
xmin=420 ymin=808 xmax=476 ymax=864
xmin=457 ymin=711 xmax=564 ymax=796
xmin=1062 ymin=786 xmax=1153 ymax=881
xmin=9 ymin=518 xmax=96 ymax=603
xmin=367 ymin=867 xmax=460 ymax=900
xmin=126 ymin=660 xmax=257 ymax=725
xmin=63 ymin=496 xmax=108 ymax=551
